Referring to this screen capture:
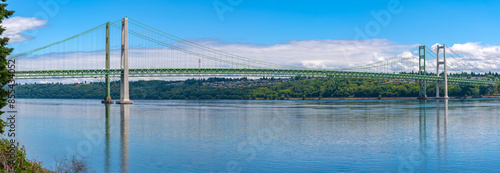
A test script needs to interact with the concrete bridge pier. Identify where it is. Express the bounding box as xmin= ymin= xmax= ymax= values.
xmin=116 ymin=17 xmax=133 ymax=104
xmin=435 ymin=44 xmax=449 ymax=99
